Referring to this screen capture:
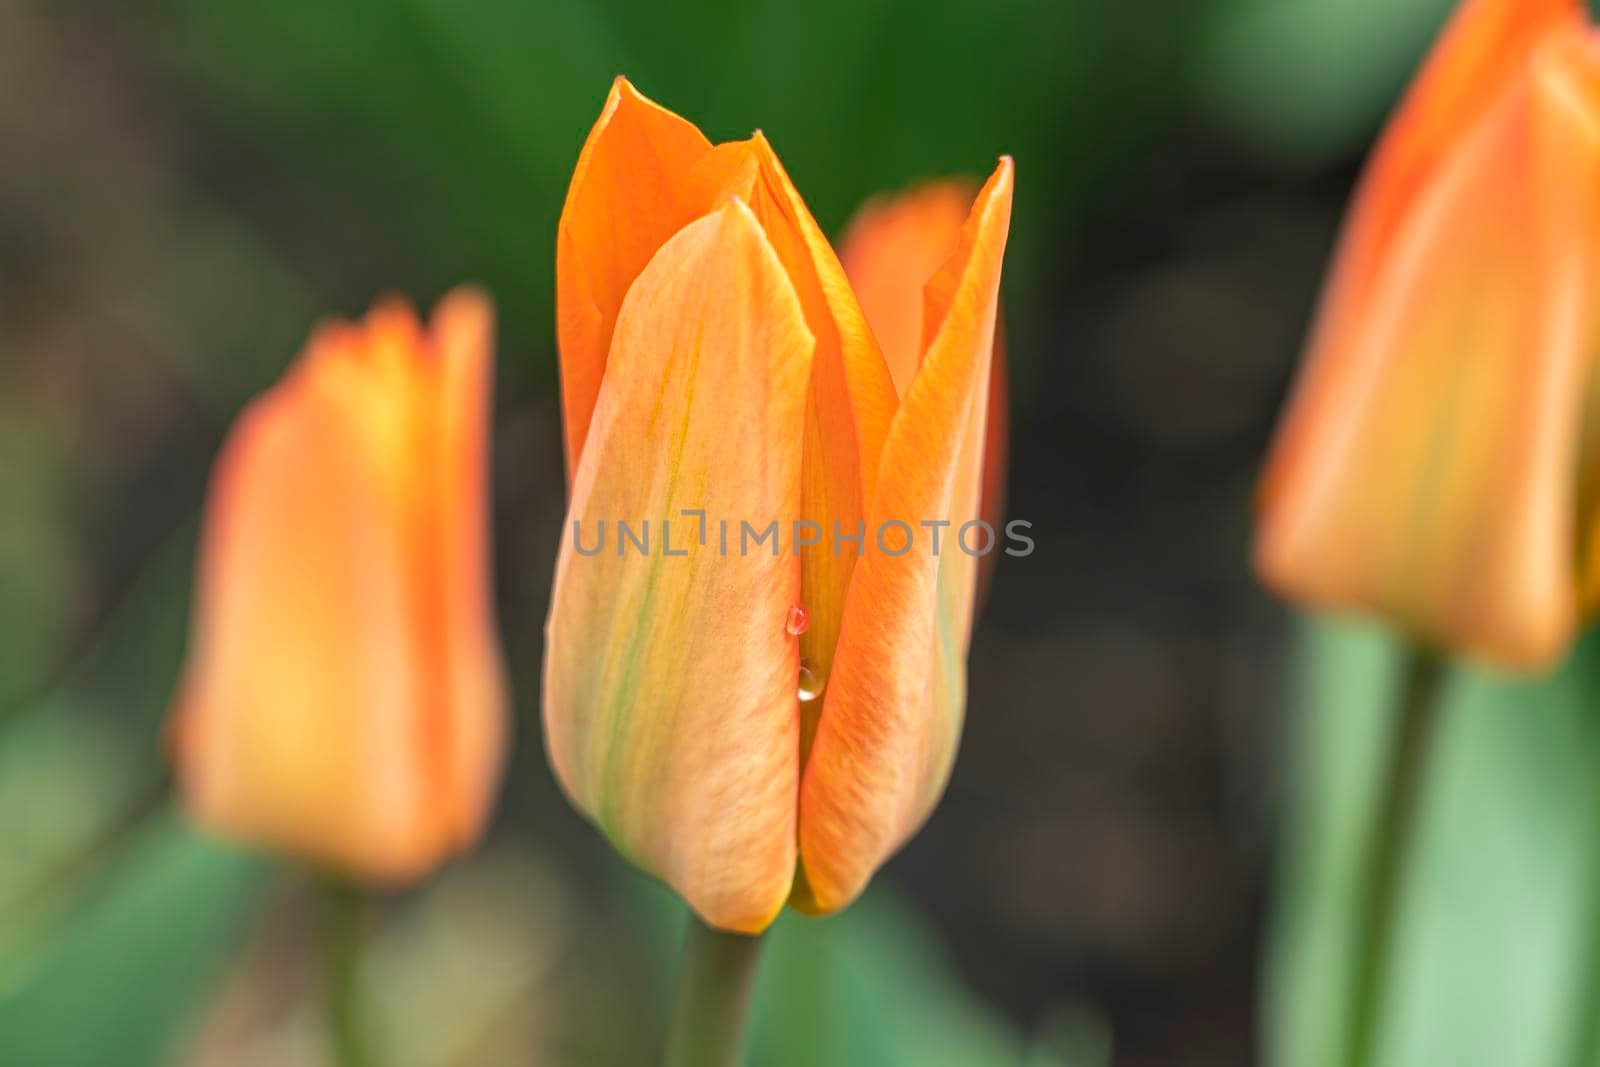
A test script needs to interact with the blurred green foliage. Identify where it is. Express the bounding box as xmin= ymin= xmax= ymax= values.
xmin=1195 ymin=0 xmax=1455 ymax=160
xmin=1268 ymin=621 xmax=1600 ymax=1067
xmin=140 ymin=0 xmax=1202 ymax=398
xmin=0 ymin=818 xmax=265 ymax=1067
xmin=0 ymin=418 xmax=75 ymax=710
xmin=0 ymin=529 xmax=198 ymax=964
